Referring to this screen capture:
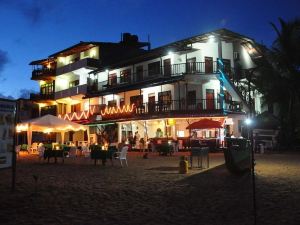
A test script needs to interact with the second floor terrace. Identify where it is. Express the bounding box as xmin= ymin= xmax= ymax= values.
xmin=87 ymin=60 xmax=235 ymax=96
